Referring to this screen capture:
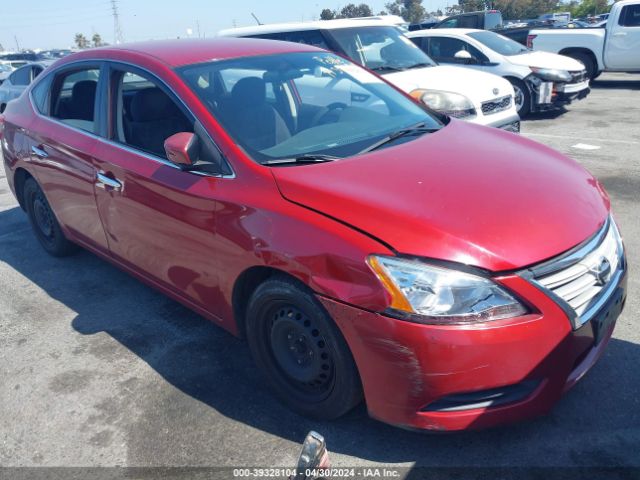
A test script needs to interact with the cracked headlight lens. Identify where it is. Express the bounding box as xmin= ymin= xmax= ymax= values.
xmin=368 ymin=256 xmax=527 ymax=324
